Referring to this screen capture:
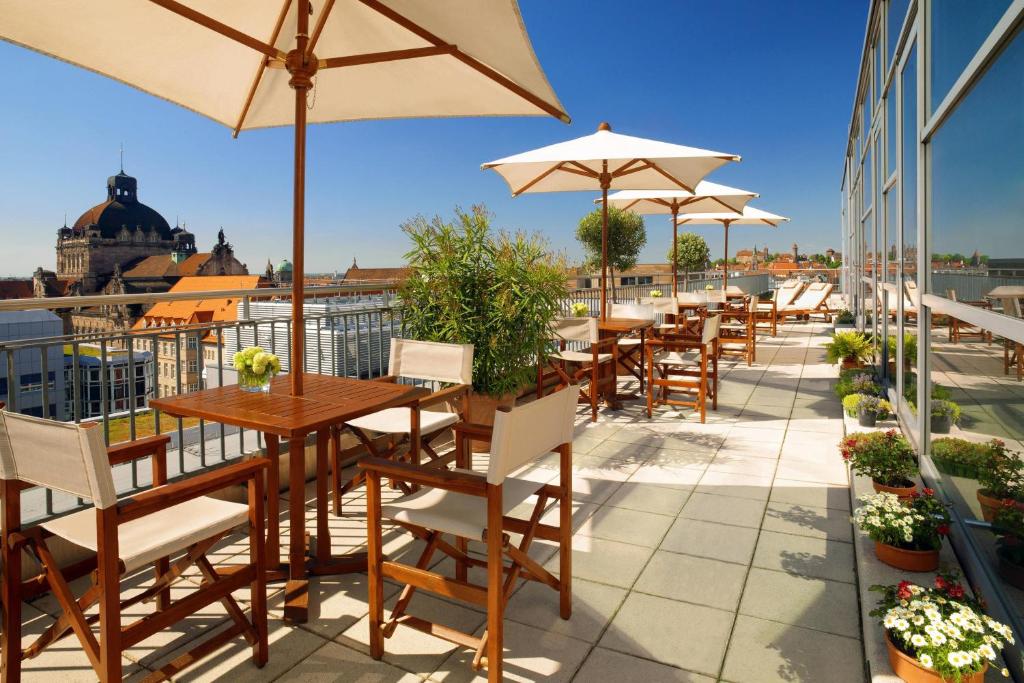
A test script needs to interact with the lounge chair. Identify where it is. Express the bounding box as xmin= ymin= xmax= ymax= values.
xmin=946 ymin=290 xmax=992 ymax=344
xmin=777 ymin=282 xmax=834 ymax=323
